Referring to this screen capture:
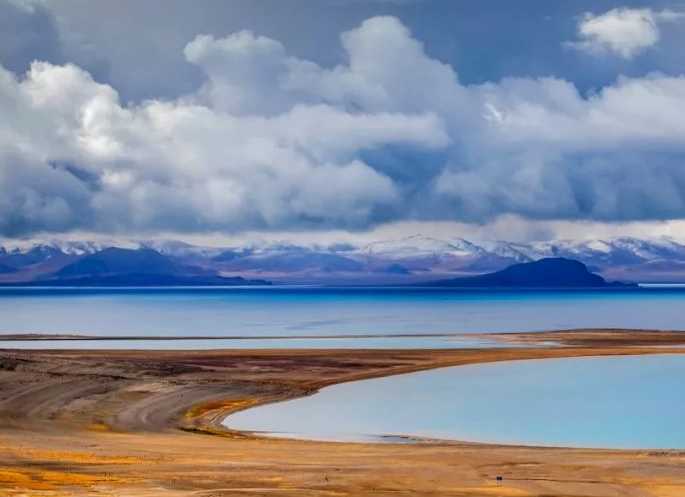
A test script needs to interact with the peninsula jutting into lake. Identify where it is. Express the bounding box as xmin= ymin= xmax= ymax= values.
xmin=2 ymin=329 xmax=685 ymax=495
